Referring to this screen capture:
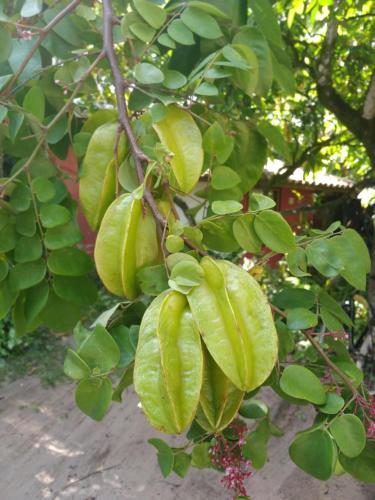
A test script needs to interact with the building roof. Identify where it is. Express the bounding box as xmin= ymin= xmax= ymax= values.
xmin=263 ymin=161 xmax=355 ymax=191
